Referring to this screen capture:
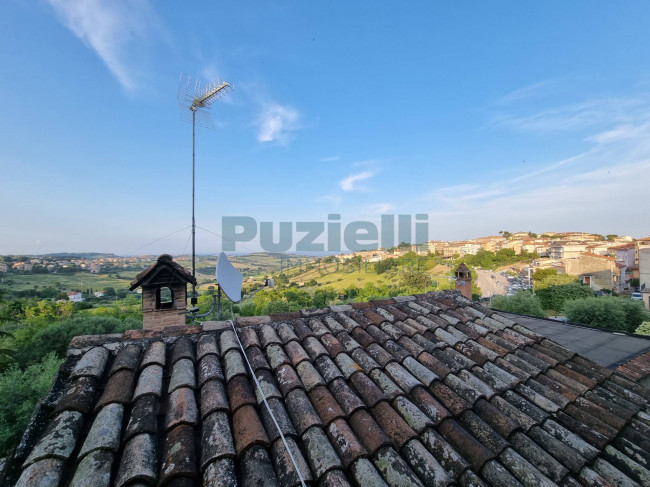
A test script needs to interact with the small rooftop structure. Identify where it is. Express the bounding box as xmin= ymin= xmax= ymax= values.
xmin=129 ymin=254 xmax=196 ymax=330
